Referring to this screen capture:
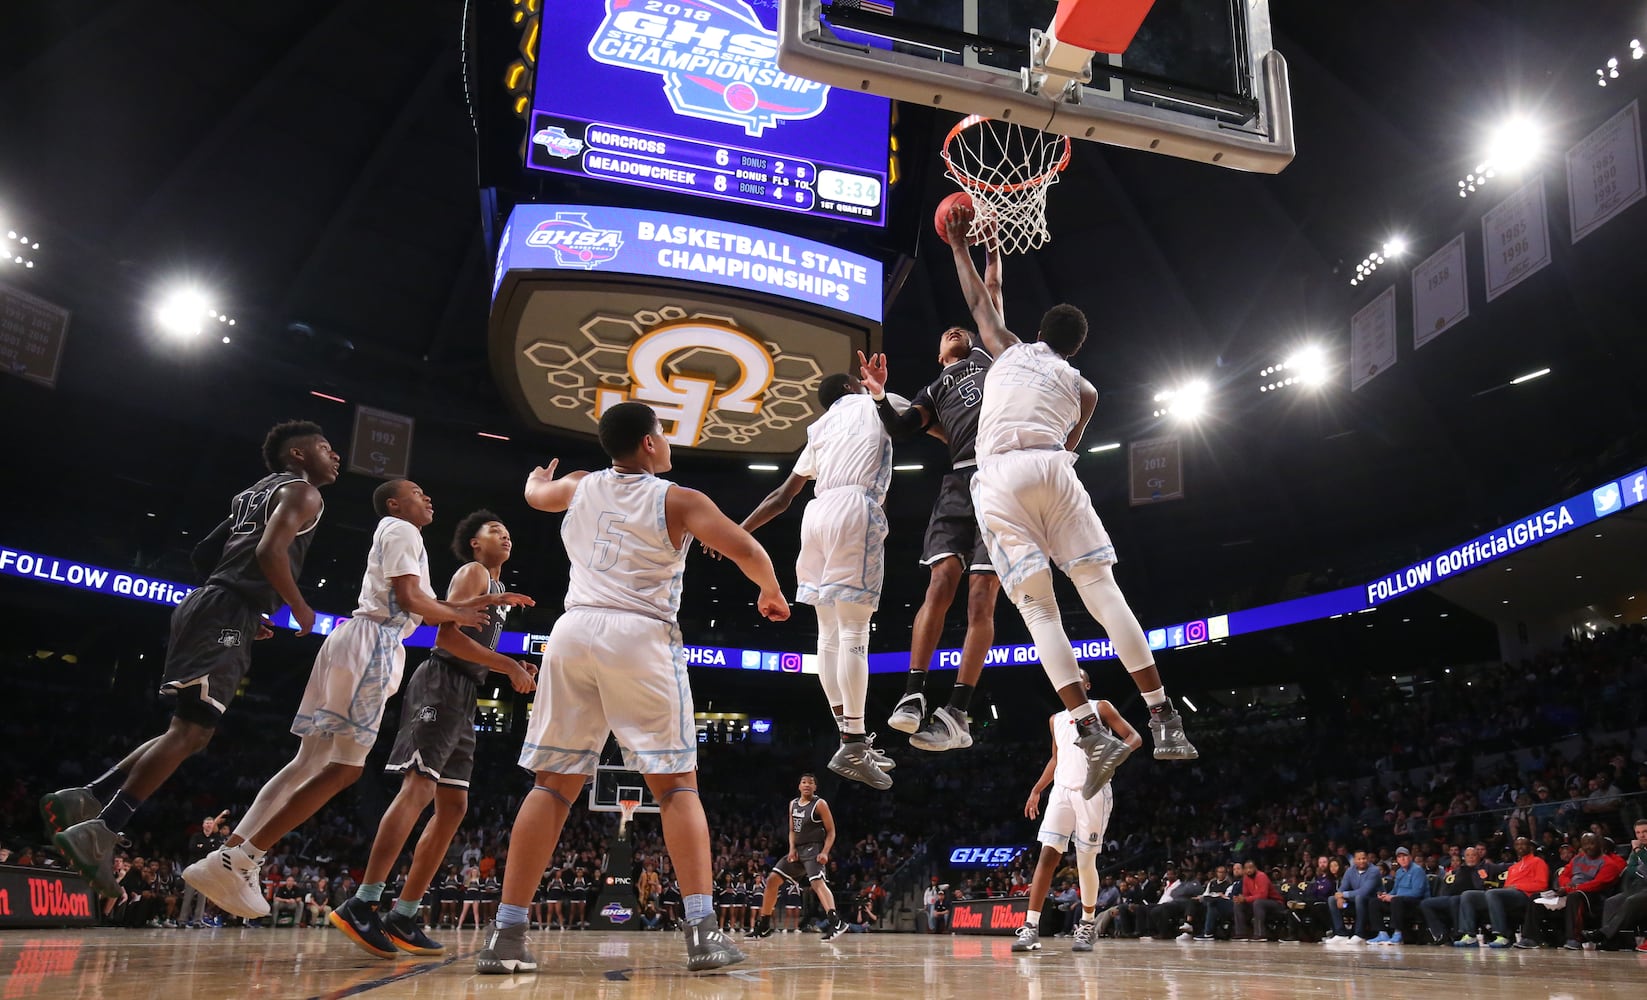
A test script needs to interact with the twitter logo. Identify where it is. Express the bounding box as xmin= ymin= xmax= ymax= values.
xmin=1592 ymin=482 xmax=1622 ymax=517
